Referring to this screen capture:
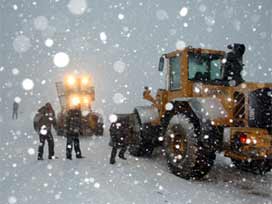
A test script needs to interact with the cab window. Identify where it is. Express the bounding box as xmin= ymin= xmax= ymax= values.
xmin=169 ymin=56 xmax=181 ymax=90
xmin=188 ymin=53 xmax=223 ymax=82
